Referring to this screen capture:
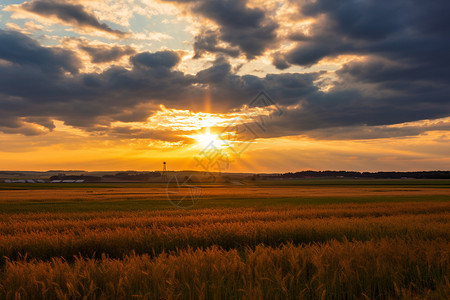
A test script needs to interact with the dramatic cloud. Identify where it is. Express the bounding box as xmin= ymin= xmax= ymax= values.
xmin=278 ymin=0 xmax=450 ymax=68
xmin=79 ymin=43 xmax=136 ymax=63
xmin=1 ymin=0 xmax=450 ymax=147
xmin=163 ymin=0 xmax=278 ymax=59
xmin=0 ymin=29 xmax=80 ymax=74
xmin=20 ymin=0 xmax=128 ymax=38
xmin=131 ymin=51 xmax=181 ymax=69
xmin=272 ymin=53 xmax=290 ymax=70
xmin=0 ymin=0 xmax=449 ymax=171
xmin=249 ymin=0 xmax=450 ymax=140
xmin=193 ymin=30 xmax=239 ymax=58
xmin=303 ymin=118 xmax=450 ymax=141
xmin=0 ymin=30 xmax=196 ymax=135
xmin=1 ymin=27 xmax=449 ymax=142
